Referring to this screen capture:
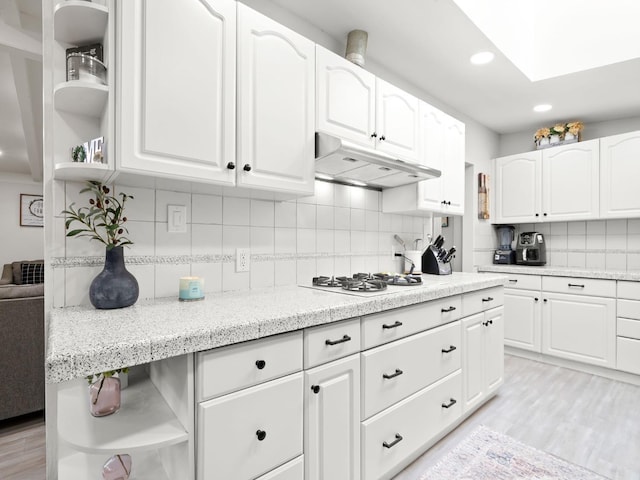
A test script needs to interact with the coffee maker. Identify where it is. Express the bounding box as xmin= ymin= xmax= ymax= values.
xmin=493 ymin=225 xmax=516 ymax=264
xmin=516 ymin=232 xmax=547 ymax=266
